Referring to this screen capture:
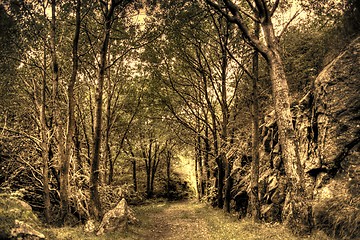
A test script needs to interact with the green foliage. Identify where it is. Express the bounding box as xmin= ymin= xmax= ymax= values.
xmin=0 ymin=4 xmax=20 ymax=115
xmin=282 ymin=26 xmax=327 ymax=95
xmin=282 ymin=8 xmax=359 ymax=97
